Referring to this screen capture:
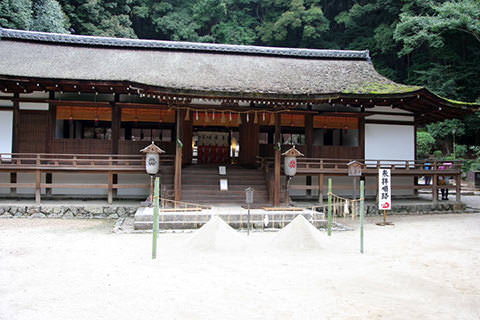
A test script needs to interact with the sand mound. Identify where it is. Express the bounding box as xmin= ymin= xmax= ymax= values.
xmin=272 ymin=215 xmax=323 ymax=250
xmin=184 ymin=215 xmax=246 ymax=251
